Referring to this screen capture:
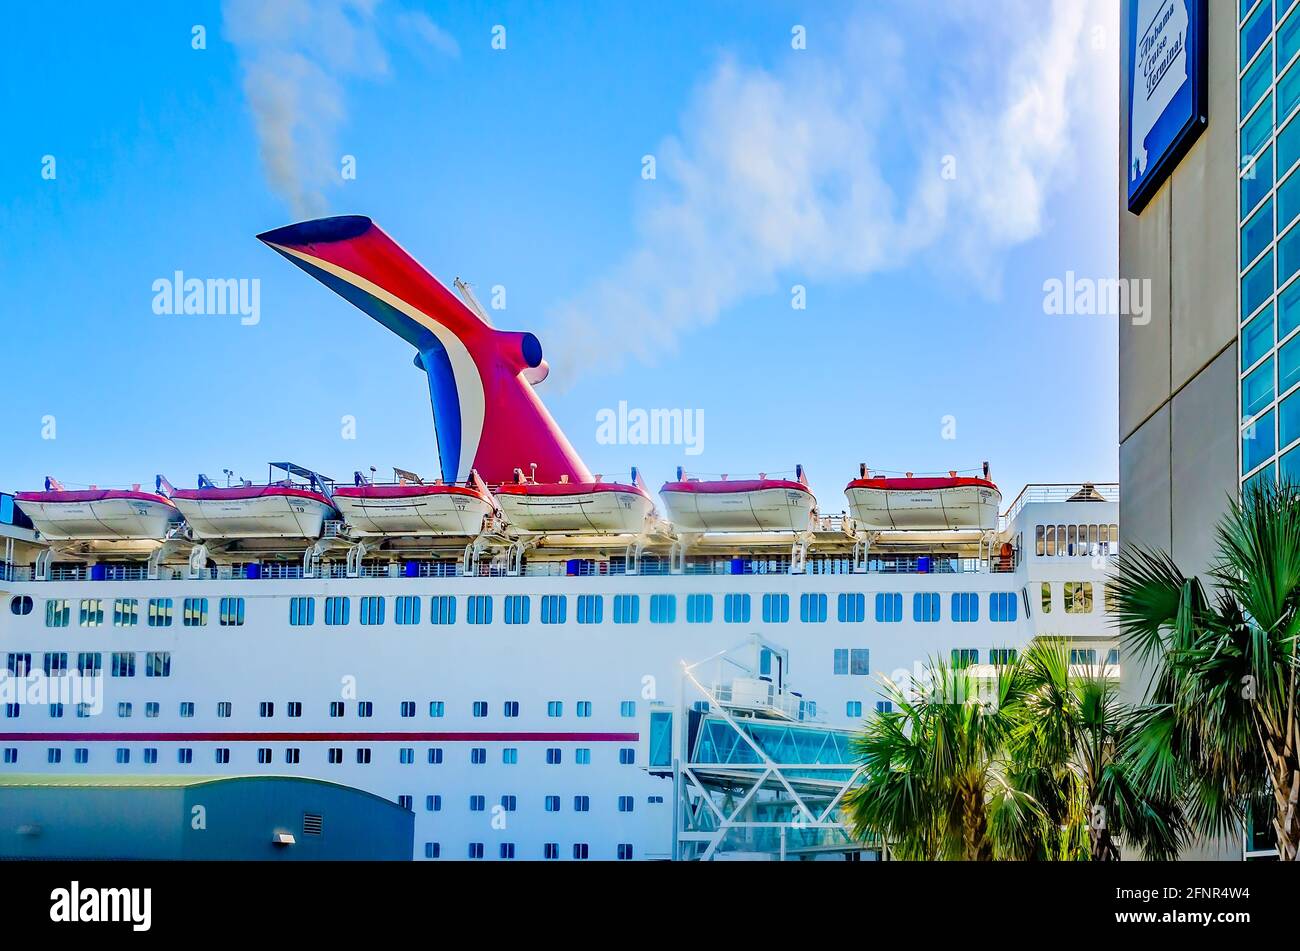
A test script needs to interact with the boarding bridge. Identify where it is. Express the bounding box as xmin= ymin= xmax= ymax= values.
xmin=646 ymin=636 xmax=878 ymax=861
